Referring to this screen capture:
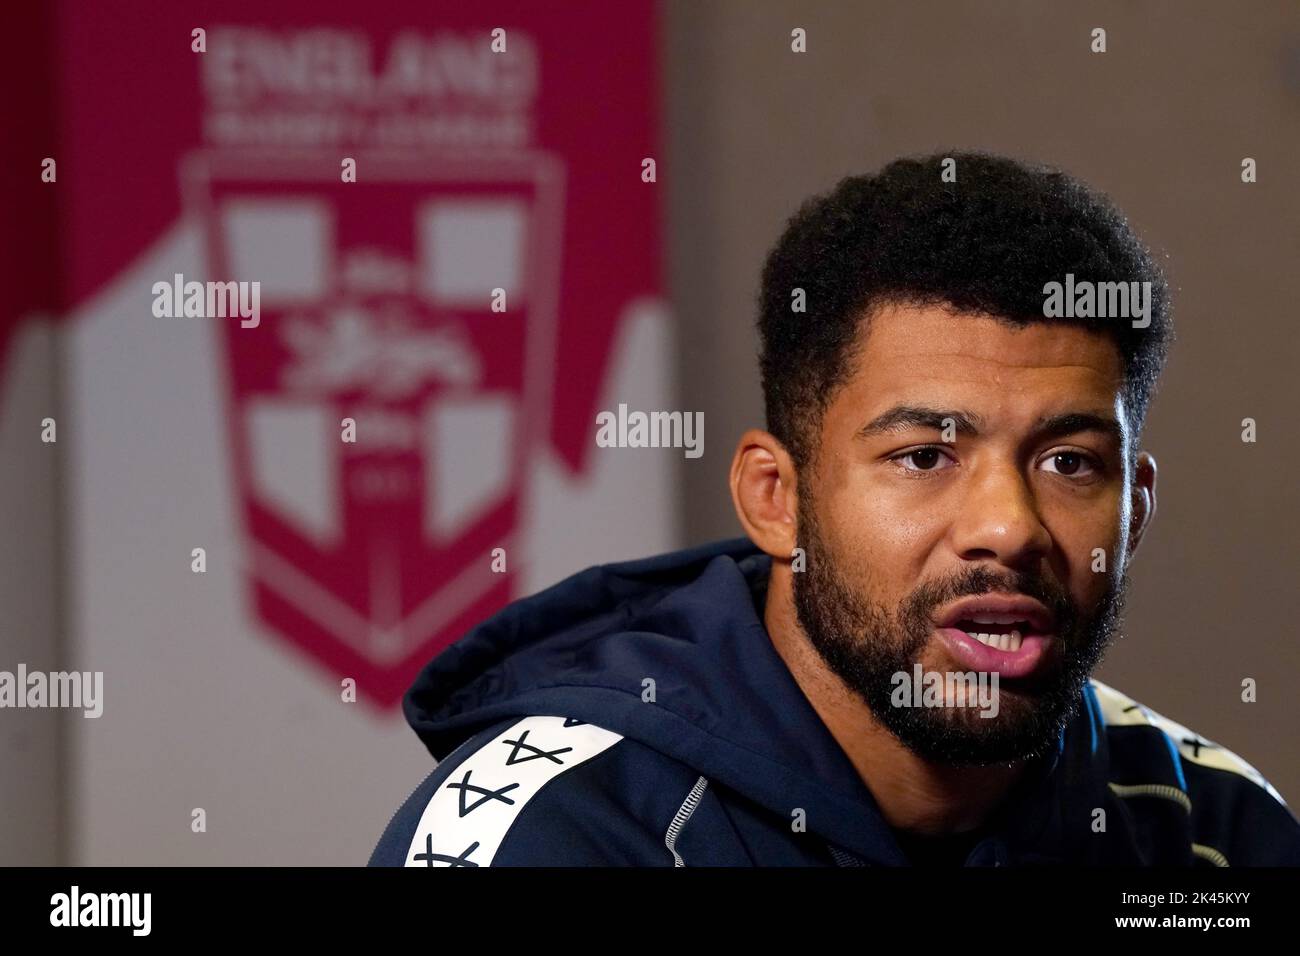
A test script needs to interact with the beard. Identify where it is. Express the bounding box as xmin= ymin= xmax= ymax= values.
xmin=792 ymin=493 xmax=1128 ymax=766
